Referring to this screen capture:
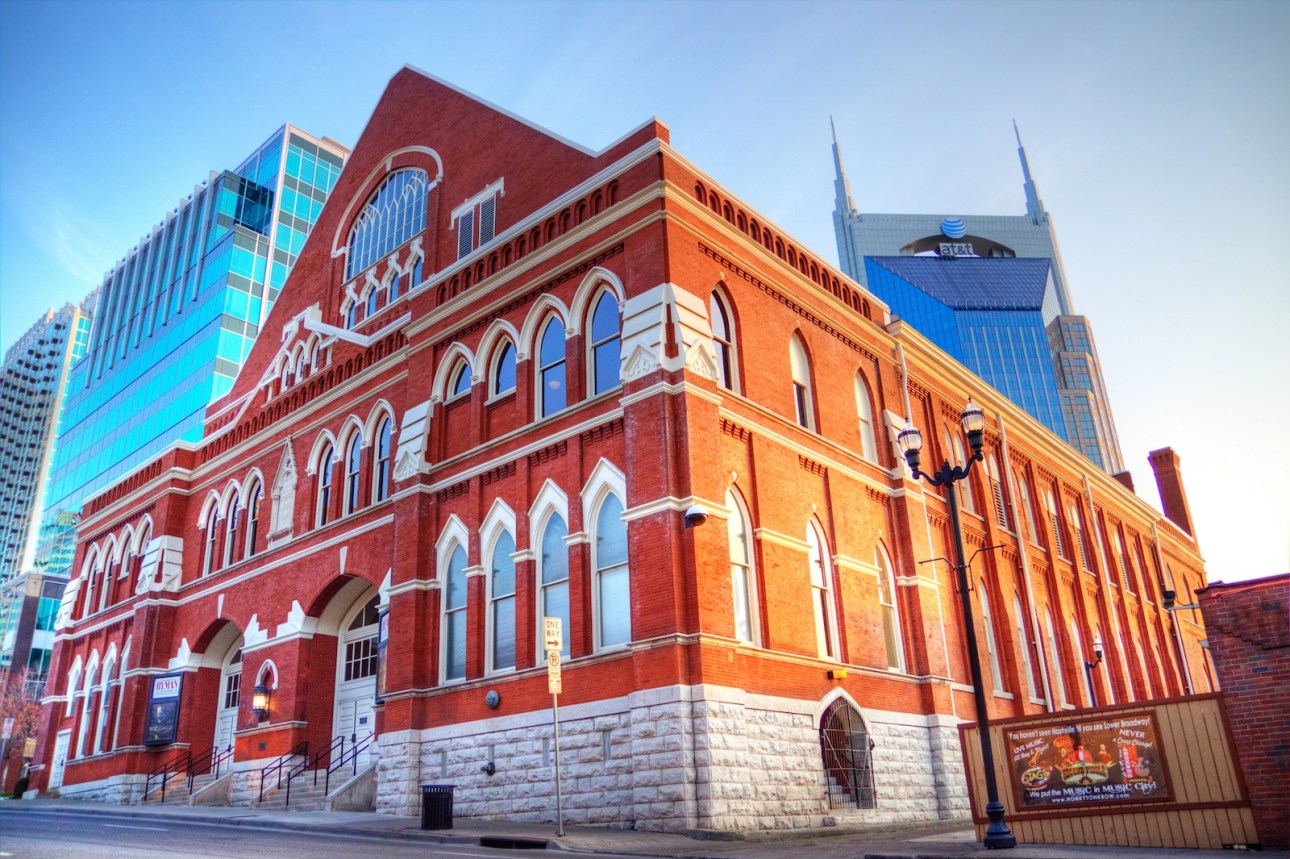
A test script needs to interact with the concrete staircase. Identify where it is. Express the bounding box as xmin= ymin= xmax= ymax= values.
xmin=142 ymin=771 xmax=219 ymax=806
xmin=256 ymin=771 xmax=329 ymax=811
